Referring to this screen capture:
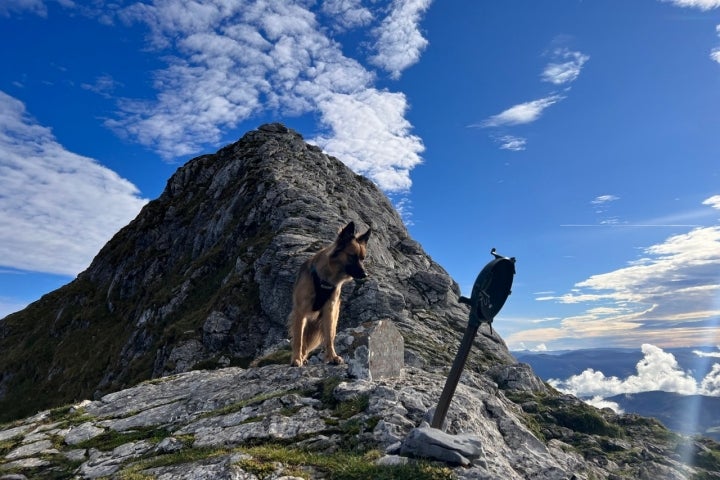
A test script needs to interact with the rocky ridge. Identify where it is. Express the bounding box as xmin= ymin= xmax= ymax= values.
xmin=1 ymin=124 xmax=720 ymax=478
xmin=1 ymin=347 xmax=718 ymax=479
